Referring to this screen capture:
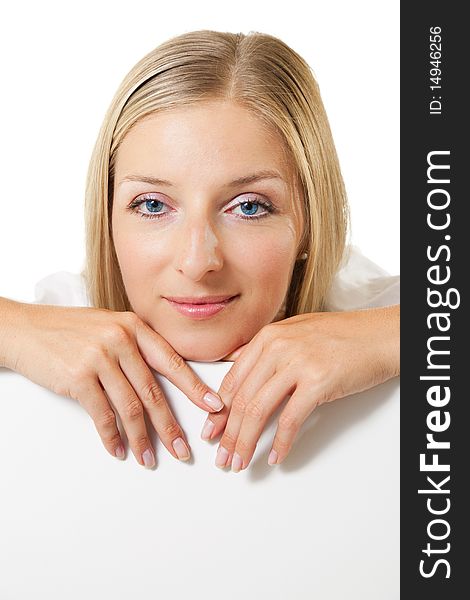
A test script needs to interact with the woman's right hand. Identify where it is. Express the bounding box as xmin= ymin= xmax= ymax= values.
xmin=1 ymin=299 xmax=224 ymax=468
